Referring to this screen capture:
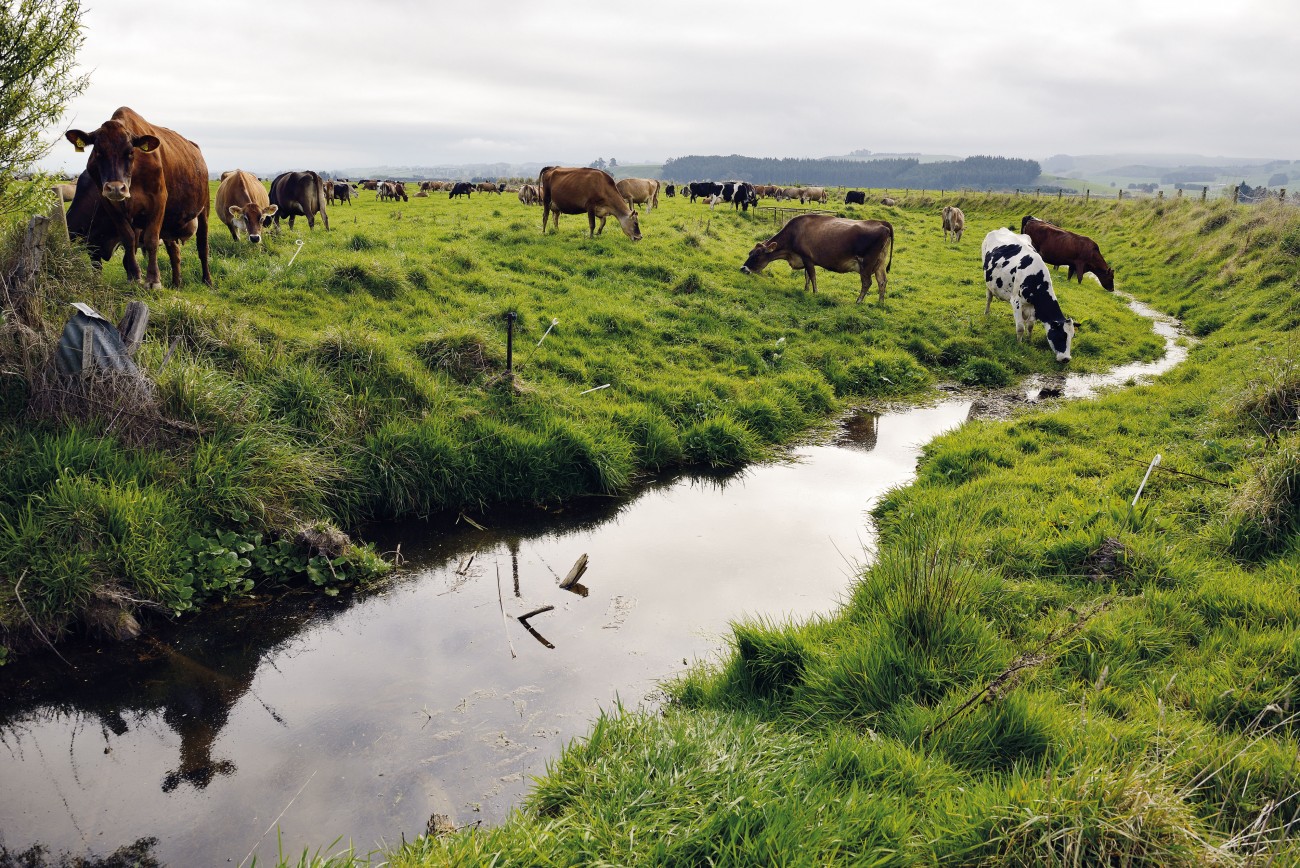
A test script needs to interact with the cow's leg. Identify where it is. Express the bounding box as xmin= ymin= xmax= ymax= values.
xmin=985 ymin=288 xmax=994 ymax=316
xmin=141 ymin=235 xmax=163 ymax=289
xmin=165 ymin=238 xmax=182 ymax=288
xmin=805 ymin=266 xmax=817 ymax=294
xmin=873 ymin=262 xmax=888 ymax=304
xmin=197 ymin=210 xmax=212 ymax=287
xmin=542 ymin=202 xmax=552 ymax=234
xmin=320 ymin=205 xmax=329 ymax=232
